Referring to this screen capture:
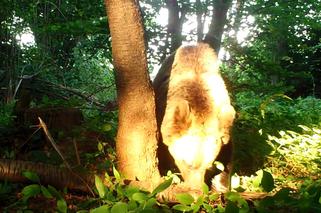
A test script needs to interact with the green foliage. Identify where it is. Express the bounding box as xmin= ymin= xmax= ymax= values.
xmin=254 ymin=180 xmax=321 ymax=212
xmin=170 ymin=176 xmax=278 ymax=212
xmin=233 ymin=92 xmax=321 ymax=173
xmin=11 ymin=171 xmax=68 ymax=213
xmin=173 ymin=192 xmax=210 ymax=212
xmin=150 ymin=177 xmax=173 ymax=197
xmin=0 ymin=101 xmax=15 ymax=128
xmin=1 ymin=0 xmax=321 ymax=212
xmin=88 ymin=174 xmax=173 ymax=212
xmin=95 ymin=175 xmax=106 ymax=199
xmin=231 ymin=91 xmax=321 ymax=211
xmin=67 ymin=43 xmax=116 ymax=102
xmin=231 ymin=170 xmax=275 ymax=193
xmin=22 ymin=171 xmax=40 ymax=183
xmin=21 ymin=184 xmax=41 ymax=201
xmin=34 ymin=95 xmax=81 ymax=108
xmin=267 ymin=126 xmax=321 ymax=178
xmin=260 ymin=170 xmax=274 ymax=192
xmin=173 ymin=193 xmax=201 ymax=212
xmin=224 ymin=0 xmax=321 ymax=98
xmin=225 ymin=192 xmax=249 ymax=212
